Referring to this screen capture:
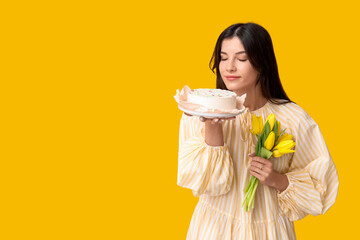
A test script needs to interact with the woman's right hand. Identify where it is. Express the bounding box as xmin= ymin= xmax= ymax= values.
xmin=184 ymin=112 xmax=236 ymax=146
